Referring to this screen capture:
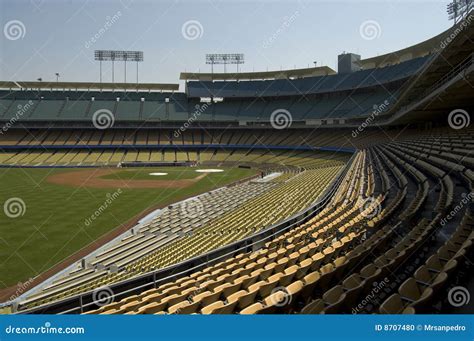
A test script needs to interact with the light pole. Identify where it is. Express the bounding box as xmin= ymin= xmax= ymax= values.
xmin=55 ymin=73 xmax=60 ymax=83
xmin=94 ymin=50 xmax=143 ymax=84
